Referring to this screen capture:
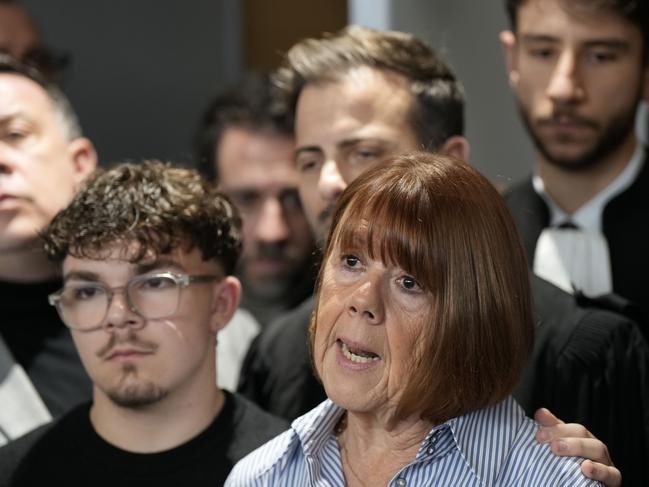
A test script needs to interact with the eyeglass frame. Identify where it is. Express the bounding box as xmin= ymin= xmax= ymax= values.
xmin=48 ymin=271 xmax=220 ymax=332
